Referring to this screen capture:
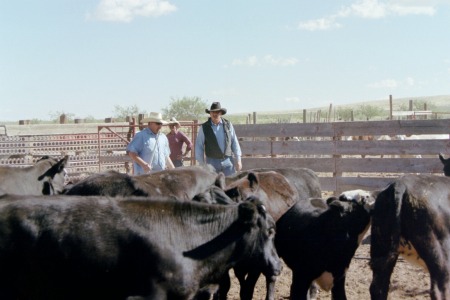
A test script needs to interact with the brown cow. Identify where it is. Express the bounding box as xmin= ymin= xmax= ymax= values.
xmin=219 ymin=168 xmax=322 ymax=300
xmin=64 ymin=165 xmax=230 ymax=203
